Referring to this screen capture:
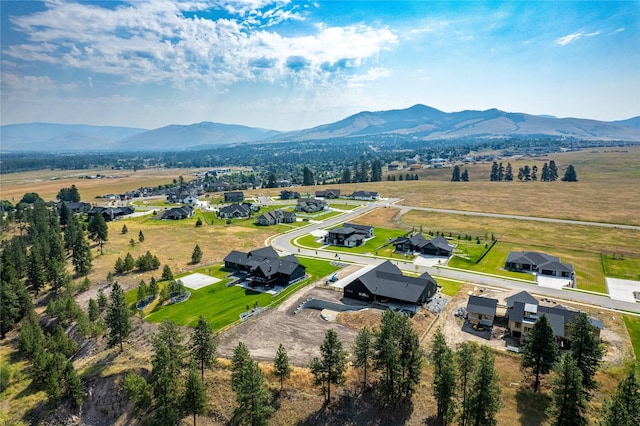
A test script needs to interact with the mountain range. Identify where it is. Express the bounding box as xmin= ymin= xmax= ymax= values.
xmin=2 ymin=105 xmax=639 ymax=152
